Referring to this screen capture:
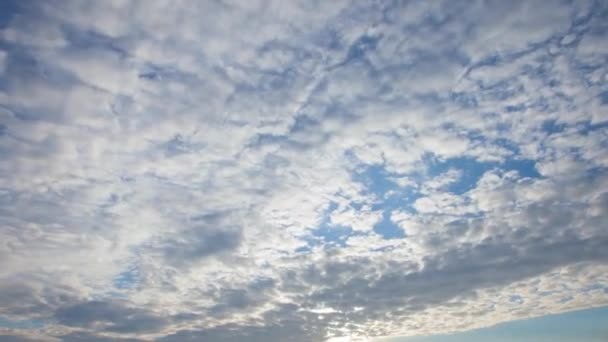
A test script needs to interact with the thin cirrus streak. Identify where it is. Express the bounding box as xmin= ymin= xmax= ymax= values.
xmin=0 ymin=0 xmax=607 ymax=341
